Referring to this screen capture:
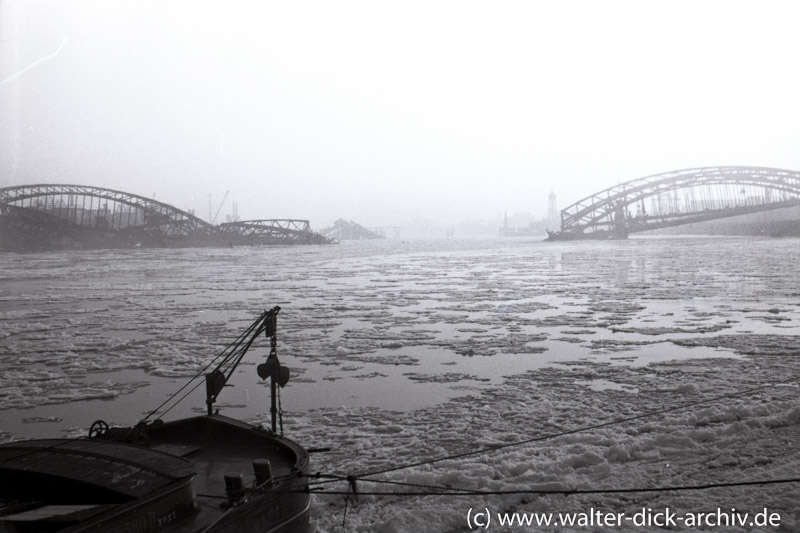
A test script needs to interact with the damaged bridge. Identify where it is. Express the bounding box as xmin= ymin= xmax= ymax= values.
xmin=0 ymin=184 xmax=332 ymax=250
